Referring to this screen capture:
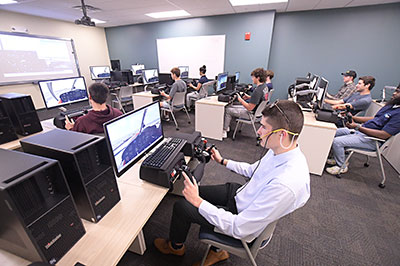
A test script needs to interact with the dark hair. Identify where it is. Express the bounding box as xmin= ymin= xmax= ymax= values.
xmin=251 ymin=68 xmax=267 ymax=83
xmin=199 ymin=65 xmax=206 ymax=74
xmin=89 ymin=83 xmax=109 ymax=104
xmin=265 ymin=70 xmax=274 ymax=79
xmin=359 ymin=76 xmax=375 ymax=91
xmin=170 ymin=67 xmax=180 ymax=77
xmin=261 ymin=100 xmax=304 ymax=140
